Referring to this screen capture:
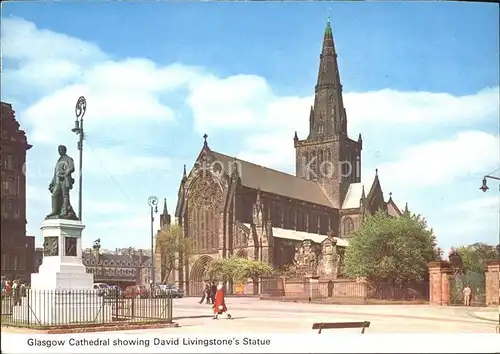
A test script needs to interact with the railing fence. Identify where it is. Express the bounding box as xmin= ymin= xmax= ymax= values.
xmin=0 ymin=289 xmax=173 ymax=327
